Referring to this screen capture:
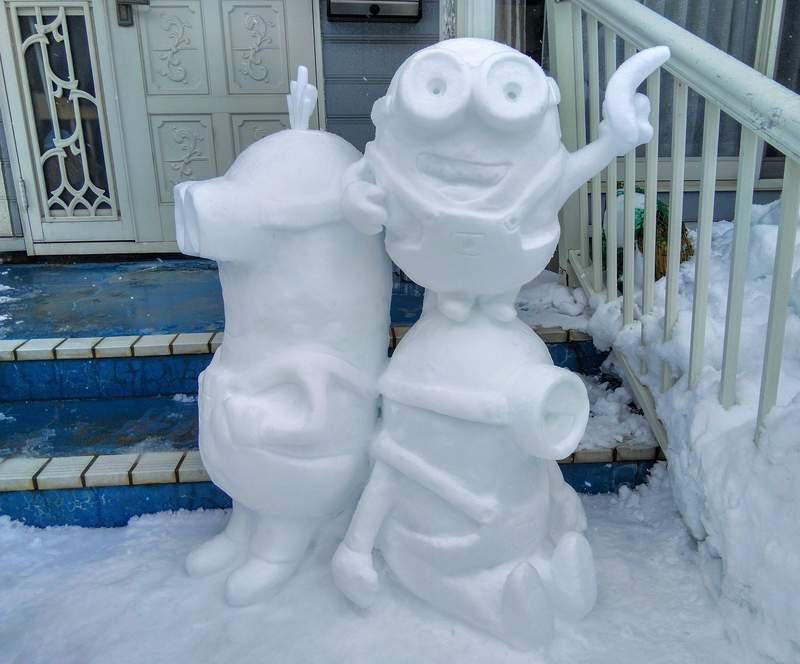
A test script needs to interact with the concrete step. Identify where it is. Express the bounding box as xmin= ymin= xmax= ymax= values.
xmin=0 ymin=326 xmax=606 ymax=402
xmin=0 ymin=448 xmax=662 ymax=527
